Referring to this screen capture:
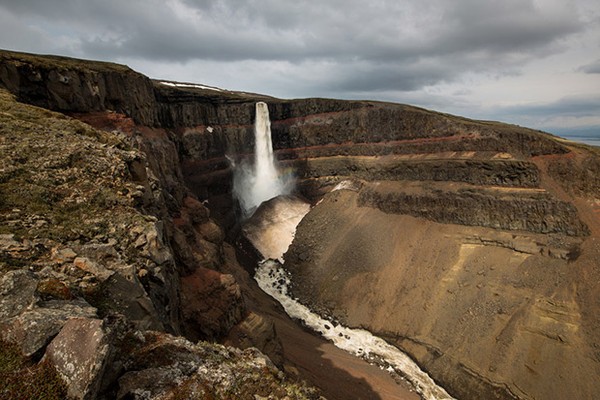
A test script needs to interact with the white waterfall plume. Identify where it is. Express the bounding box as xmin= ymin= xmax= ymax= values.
xmin=233 ymin=102 xmax=293 ymax=217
